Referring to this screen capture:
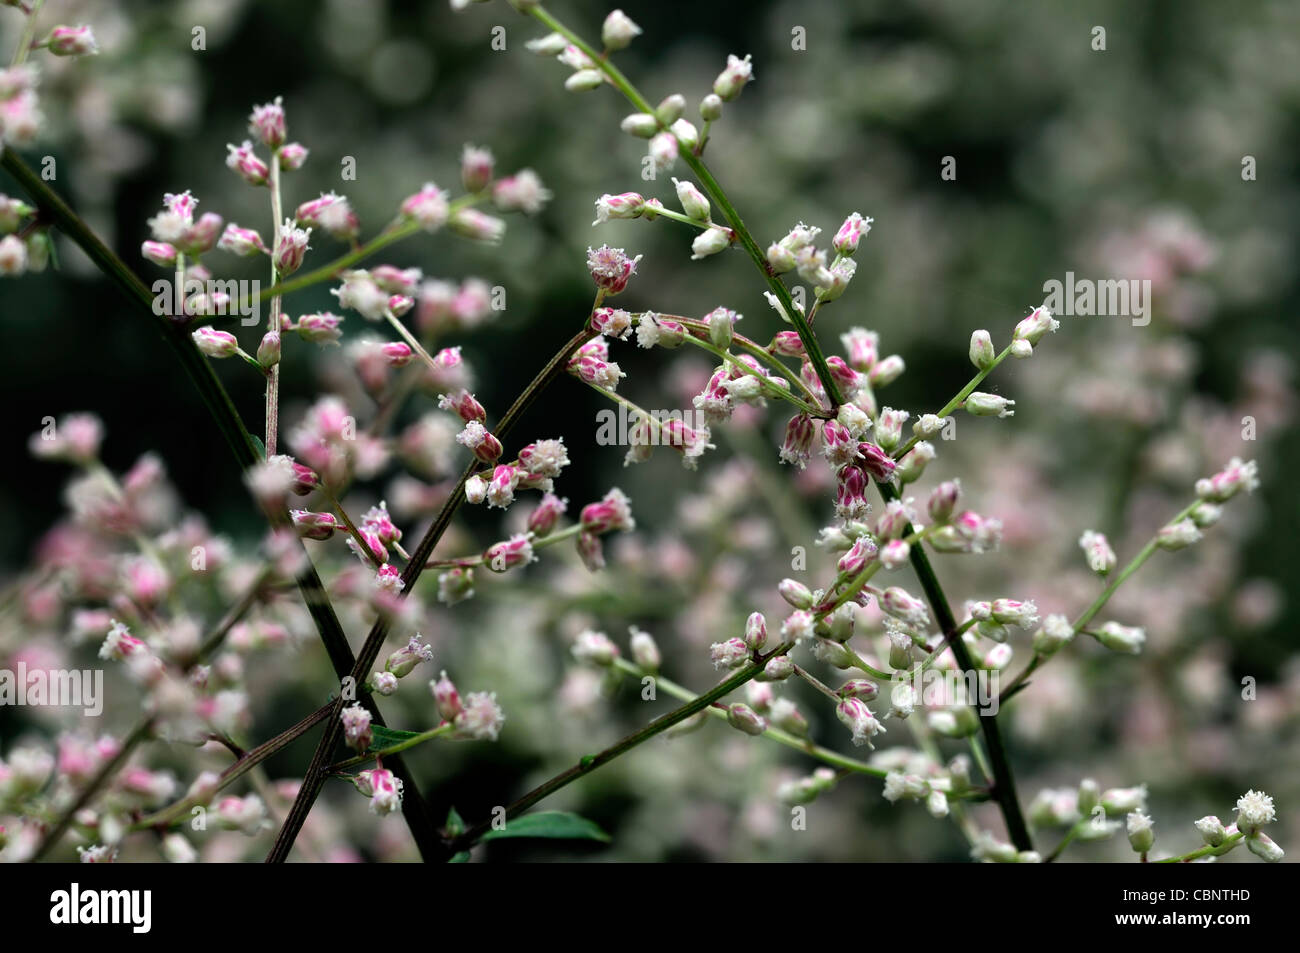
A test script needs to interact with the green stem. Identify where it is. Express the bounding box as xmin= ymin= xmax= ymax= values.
xmin=10 ymin=0 xmax=44 ymax=66
xmin=614 ymin=659 xmax=885 ymax=777
xmin=876 ymin=479 xmax=1033 ymax=851
xmin=892 ymin=345 xmax=1013 ymax=460
xmin=448 ymin=643 xmax=792 ymax=853
xmin=528 ymin=4 xmax=843 ymax=410
xmin=267 ymin=324 xmax=600 ymax=863
xmin=266 ymin=148 xmax=283 ymax=455
xmin=330 ymin=724 xmax=453 ymax=773
xmin=1152 ymin=832 xmax=1245 ymax=863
